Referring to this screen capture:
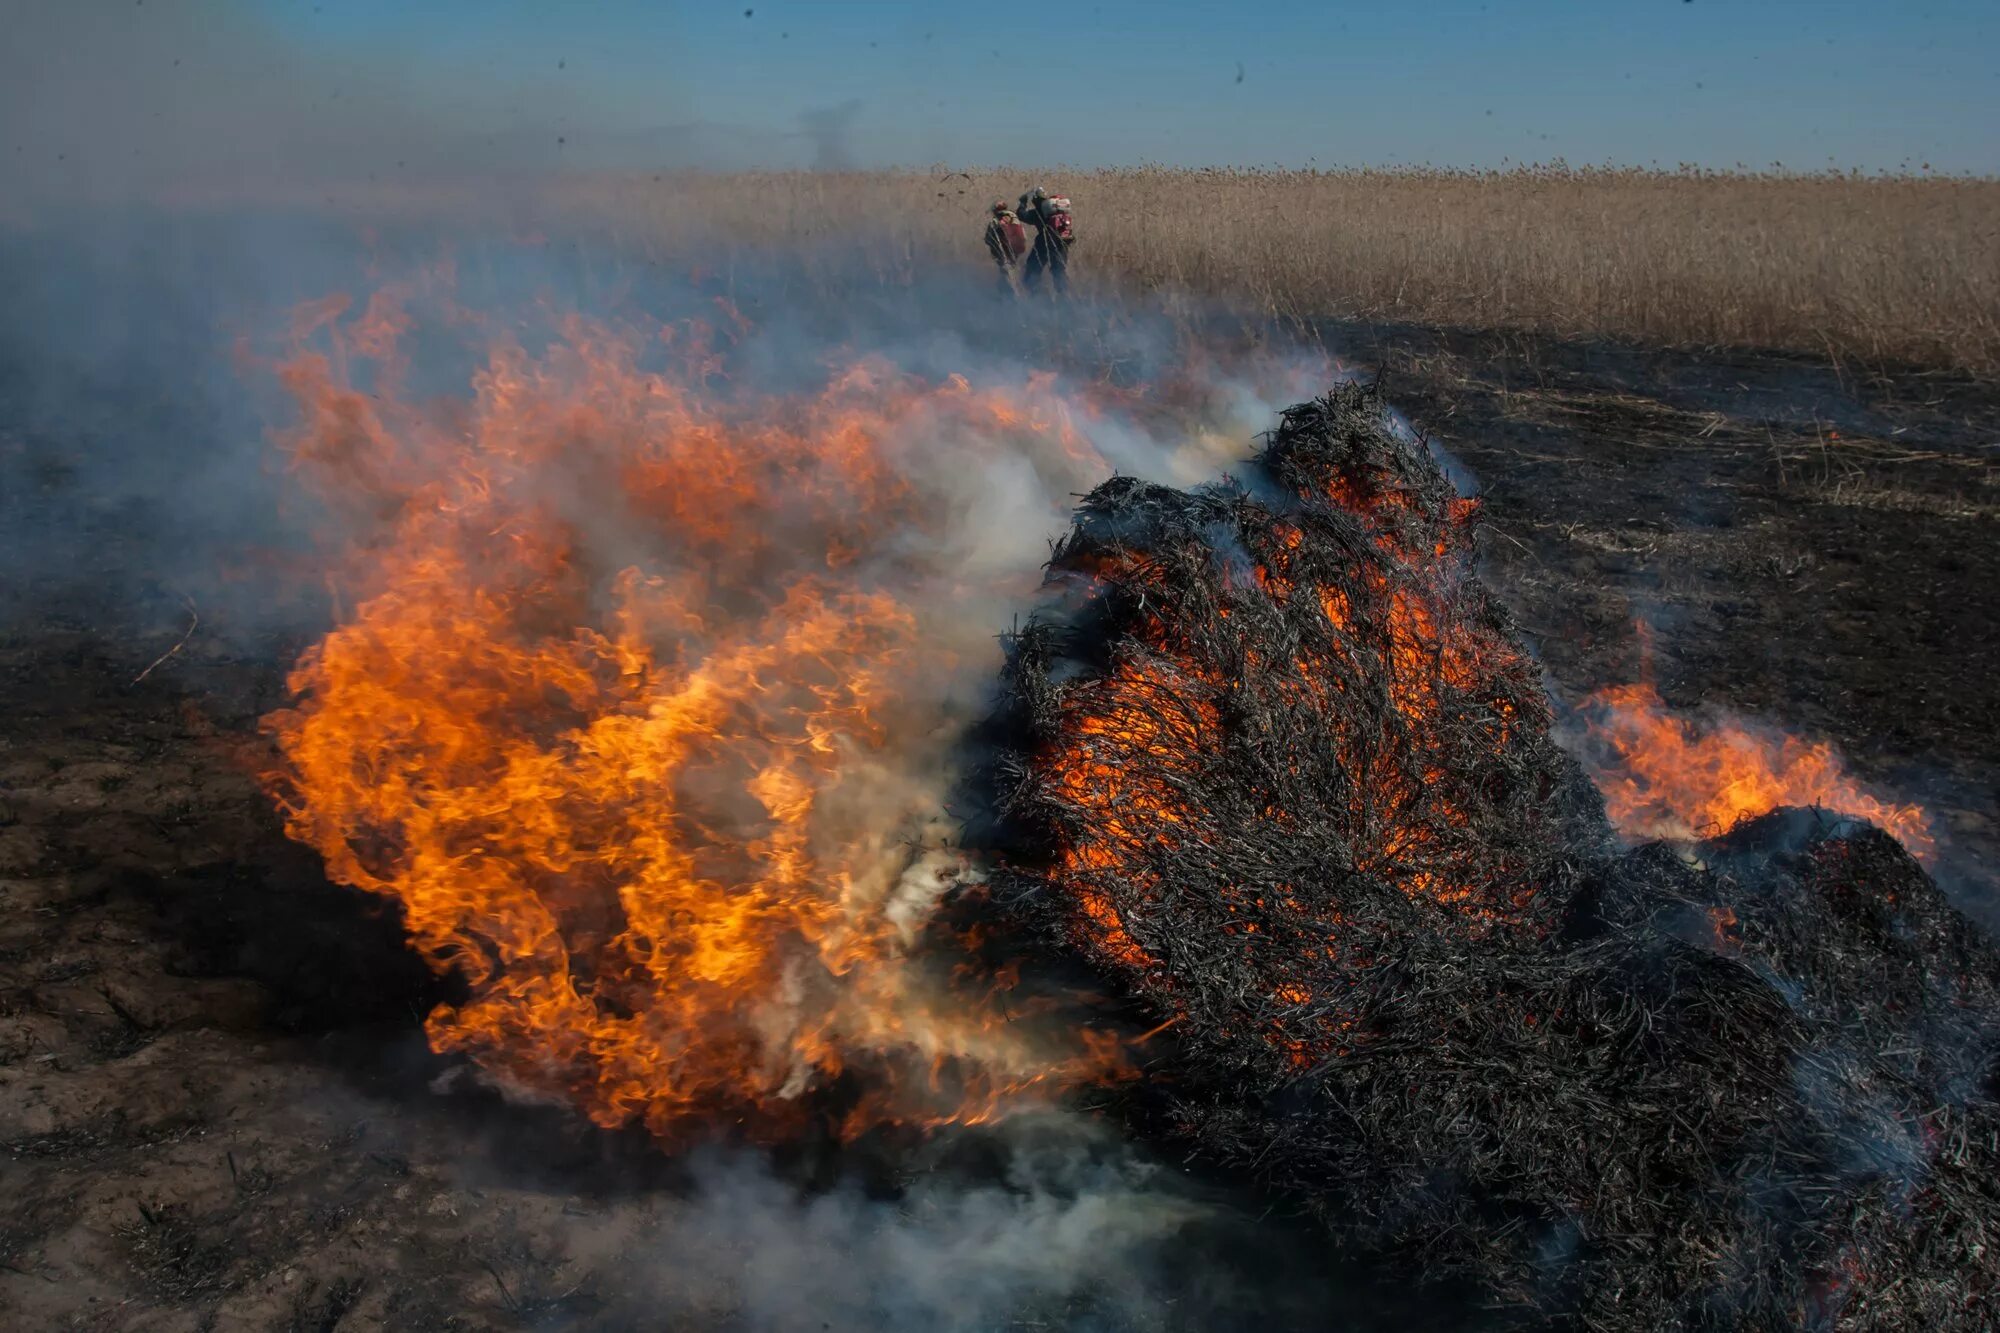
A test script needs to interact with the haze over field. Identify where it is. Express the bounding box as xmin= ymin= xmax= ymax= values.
xmin=6 ymin=0 xmax=1999 ymax=206
xmin=4 ymin=5 xmax=1999 ymax=1332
